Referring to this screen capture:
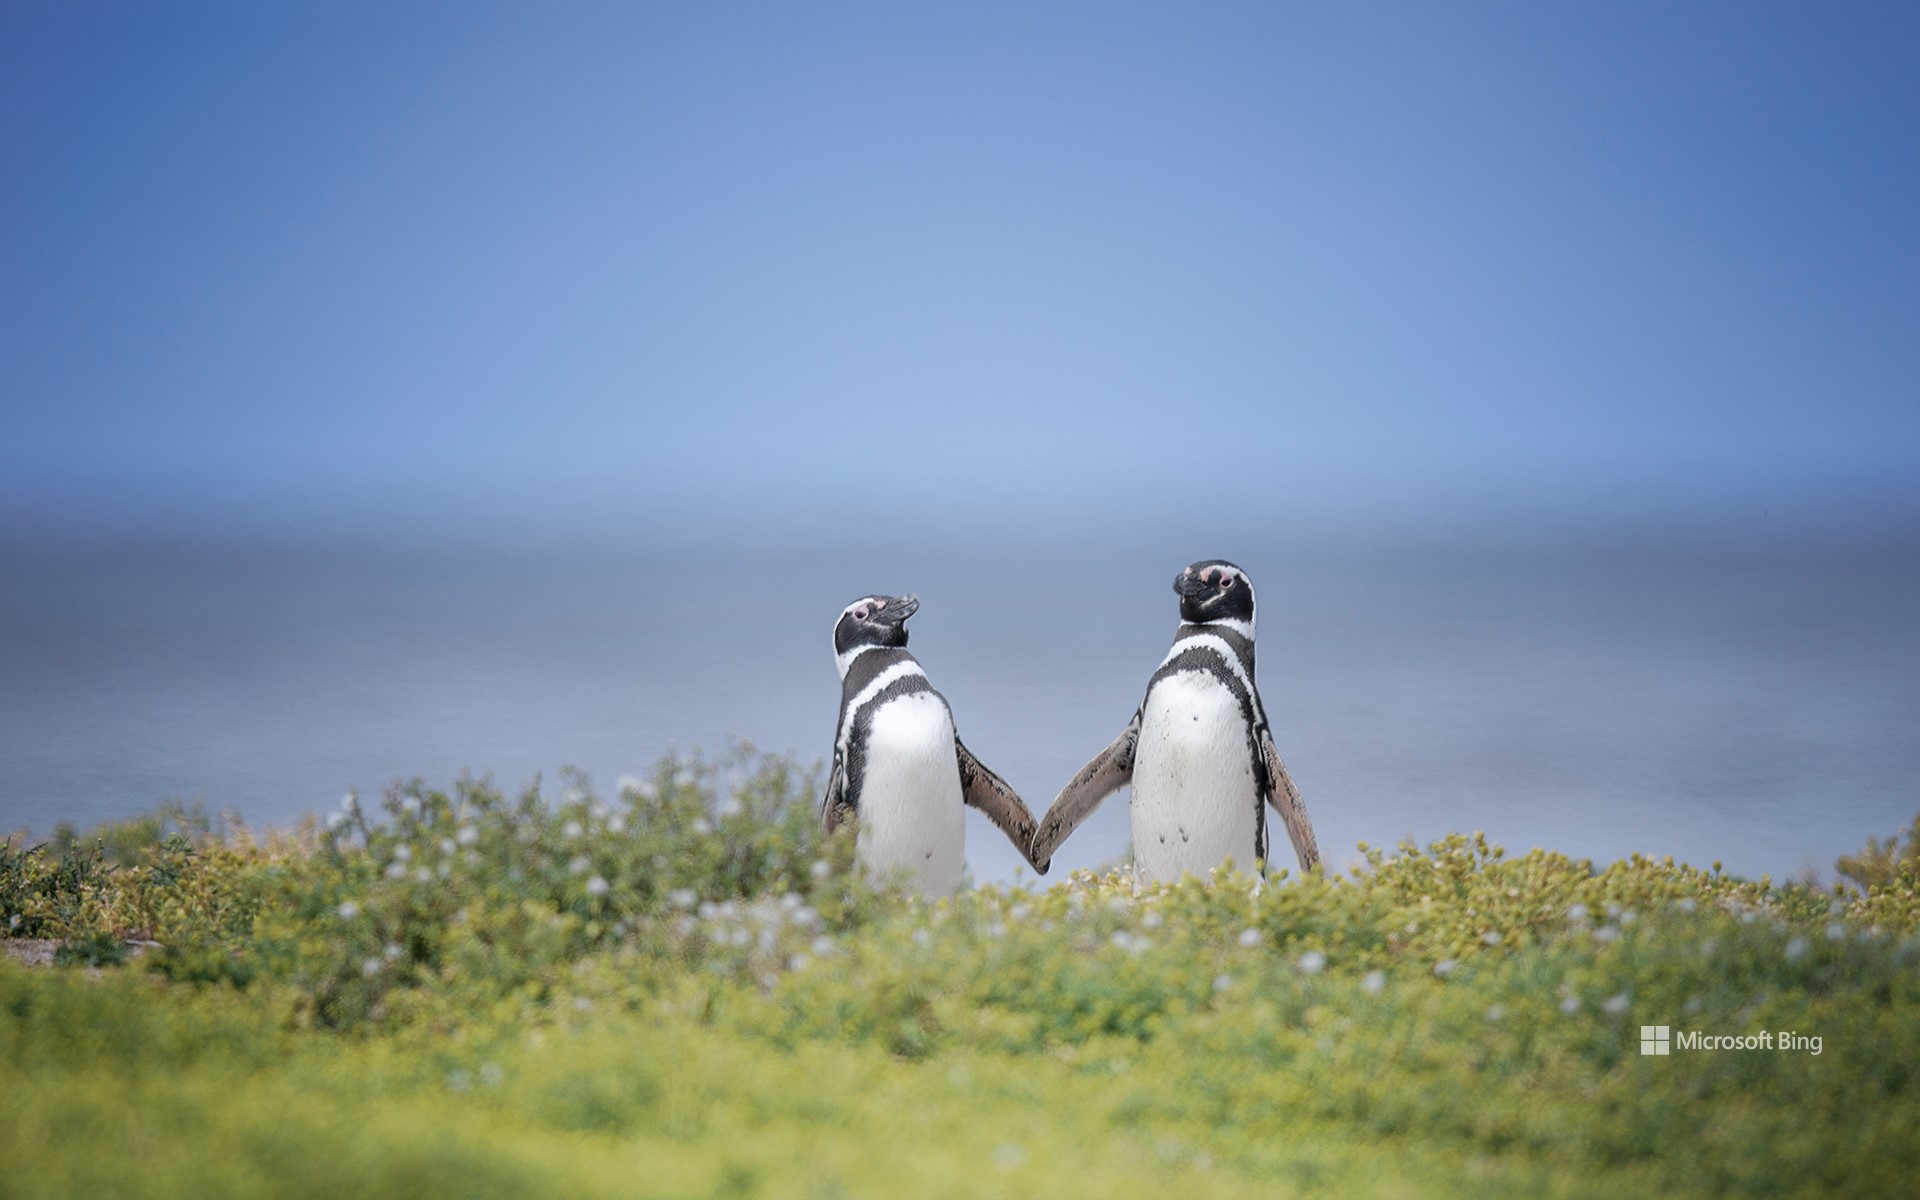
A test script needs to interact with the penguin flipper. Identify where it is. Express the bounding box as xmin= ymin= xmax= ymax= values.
xmin=1032 ymin=713 xmax=1140 ymax=868
xmin=954 ymin=737 xmax=1047 ymax=874
xmin=1258 ymin=725 xmax=1319 ymax=872
xmin=821 ymin=750 xmax=853 ymax=833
